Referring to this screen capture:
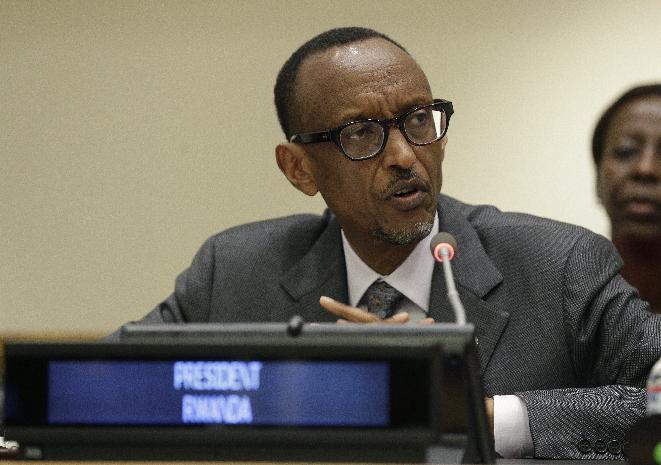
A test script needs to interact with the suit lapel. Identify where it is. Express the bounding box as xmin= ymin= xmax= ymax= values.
xmin=429 ymin=197 xmax=510 ymax=375
xmin=278 ymin=212 xmax=347 ymax=323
